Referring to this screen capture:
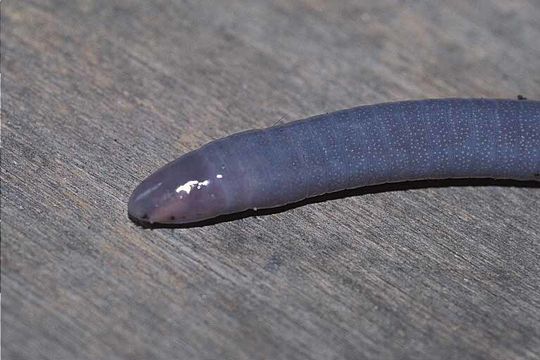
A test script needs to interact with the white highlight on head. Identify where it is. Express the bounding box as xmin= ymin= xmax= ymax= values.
xmin=176 ymin=179 xmax=210 ymax=194
xmin=216 ymin=174 xmax=223 ymax=179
